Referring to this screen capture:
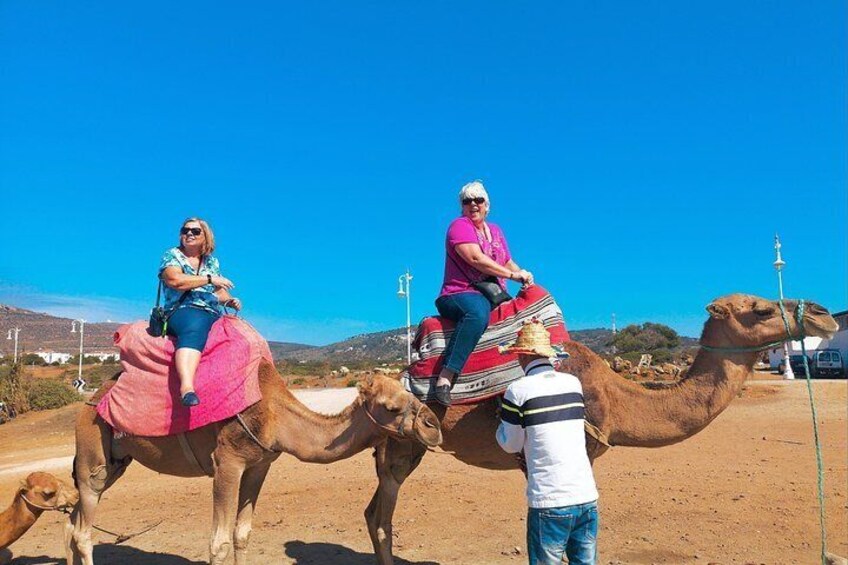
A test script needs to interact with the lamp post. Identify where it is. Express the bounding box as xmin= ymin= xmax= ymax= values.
xmin=397 ymin=270 xmax=413 ymax=365
xmin=773 ymin=234 xmax=794 ymax=380
xmin=71 ymin=319 xmax=86 ymax=391
xmin=6 ymin=328 xmax=20 ymax=364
